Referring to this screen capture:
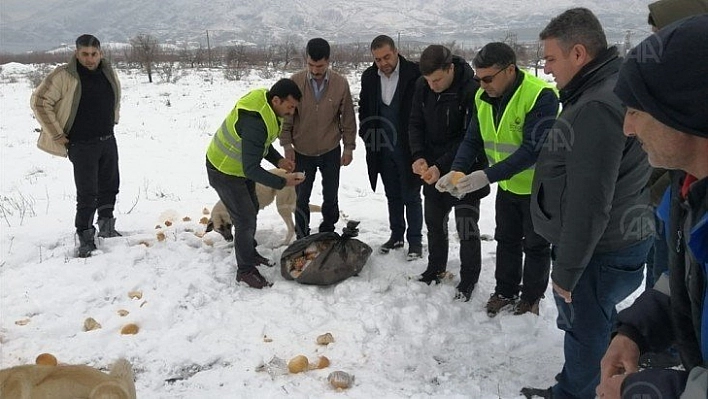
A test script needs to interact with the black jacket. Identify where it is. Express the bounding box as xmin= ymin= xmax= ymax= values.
xmin=408 ymin=56 xmax=488 ymax=199
xmin=530 ymin=47 xmax=652 ymax=291
xmin=358 ymin=54 xmax=420 ymax=191
xmin=617 ymin=174 xmax=708 ymax=397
